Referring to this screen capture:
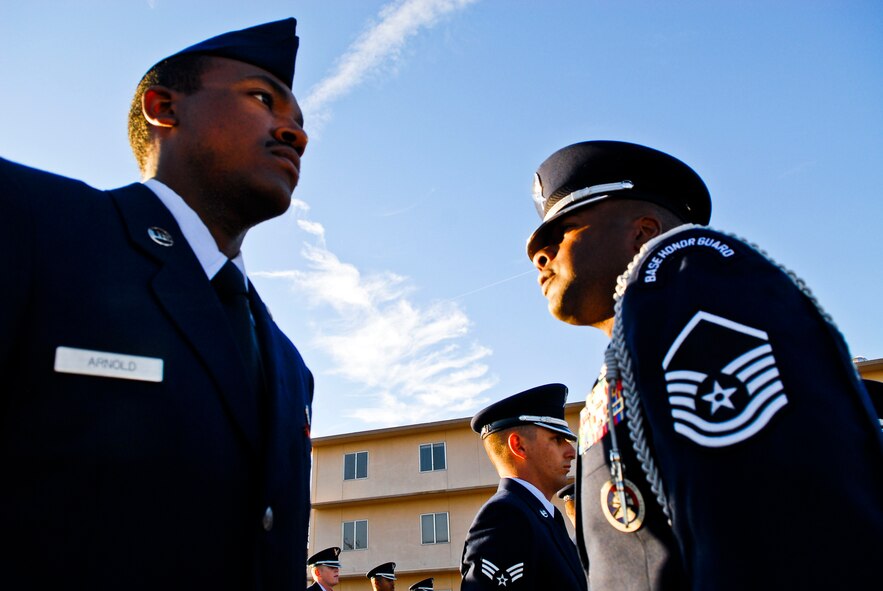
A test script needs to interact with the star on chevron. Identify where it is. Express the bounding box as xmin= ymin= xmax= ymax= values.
xmin=701 ymin=380 xmax=737 ymax=415
xmin=496 ymin=573 xmax=508 ymax=586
